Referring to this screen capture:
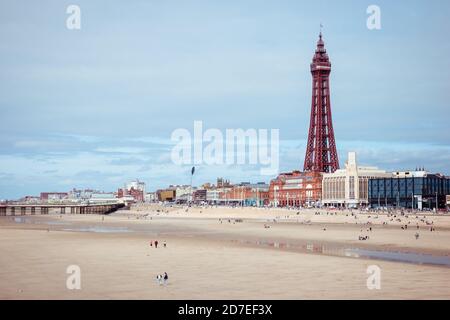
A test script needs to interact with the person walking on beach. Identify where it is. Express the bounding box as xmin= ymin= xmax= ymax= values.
xmin=155 ymin=240 xmax=159 ymax=248
xmin=157 ymin=274 xmax=163 ymax=286
xmin=149 ymin=241 xmax=153 ymax=247
xmin=163 ymin=272 xmax=168 ymax=286
xmin=163 ymin=241 xmax=167 ymax=248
